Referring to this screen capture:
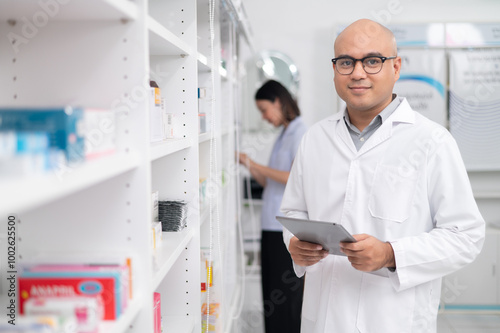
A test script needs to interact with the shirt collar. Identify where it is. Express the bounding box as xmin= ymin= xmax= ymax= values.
xmin=343 ymin=94 xmax=402 ymax=132
xmin=378 ymin=94 xmax=401 ymax=122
